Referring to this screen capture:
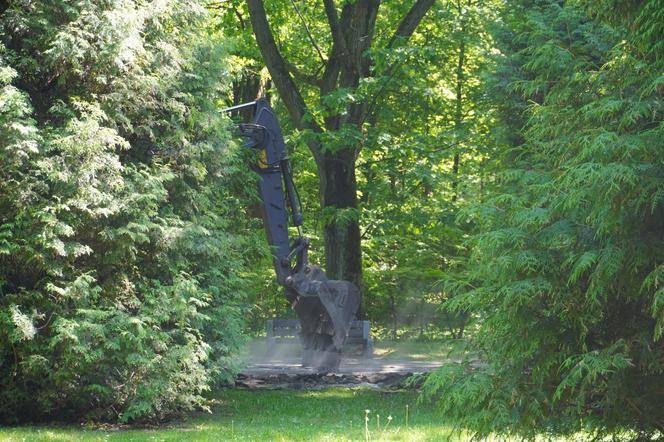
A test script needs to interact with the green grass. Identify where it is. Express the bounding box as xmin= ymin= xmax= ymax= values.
xmin=2 ymin=340 xmax=464 ymax=441
xmin=0 ymin=389 xmax=460 ymax=442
